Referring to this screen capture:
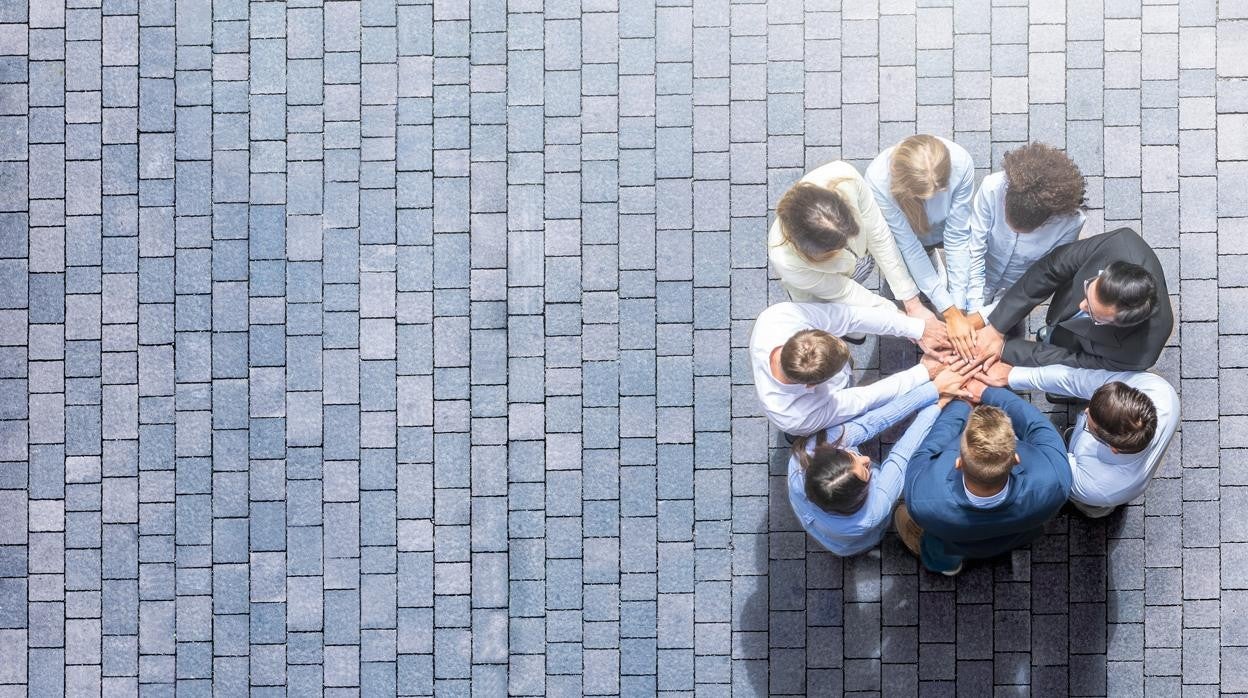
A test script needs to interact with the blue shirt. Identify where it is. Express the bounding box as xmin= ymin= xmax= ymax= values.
xmin=866 ymin=137 xmax=976 ymax=312
xmin=787 ymin=383 xmax=941 ymax=557
xmin=950 ymin=171 xmax=1085 ymax=312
